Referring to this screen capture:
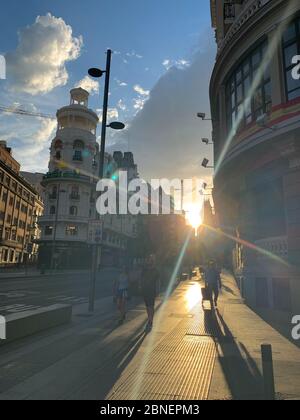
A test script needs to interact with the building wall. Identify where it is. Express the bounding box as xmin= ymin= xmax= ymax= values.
xmin=210 ymin=0 xmax=300 ymax=314
xmin=0 ymin=144 xmax=44 ymax=266
xmin=39 ymin=89 xmax=138 ymax=269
